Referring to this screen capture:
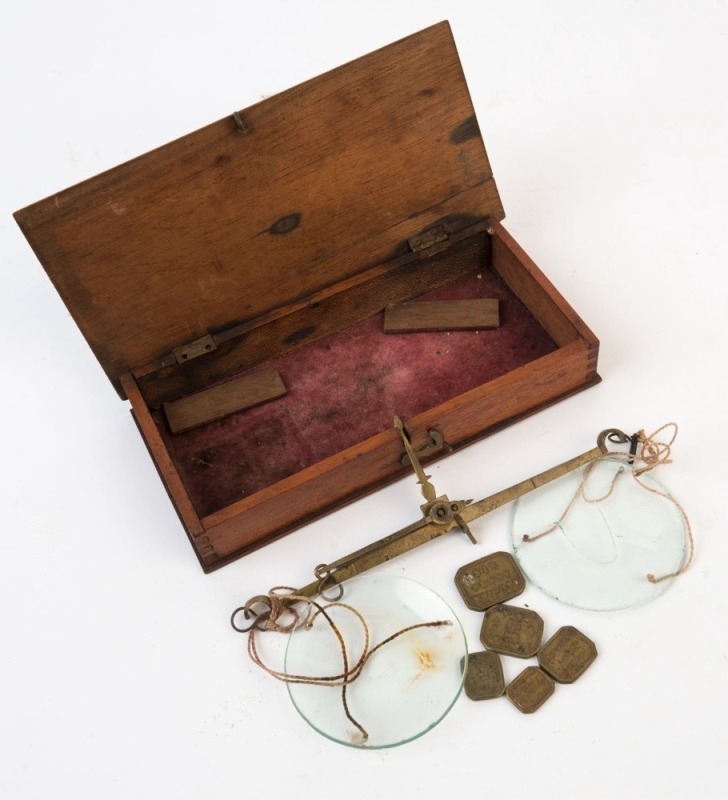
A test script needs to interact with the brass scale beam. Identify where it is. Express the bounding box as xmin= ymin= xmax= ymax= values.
xmin=234 ymin=422 xmax=632 ymax=629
